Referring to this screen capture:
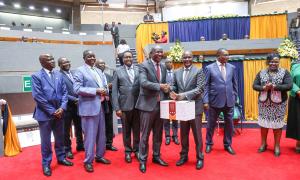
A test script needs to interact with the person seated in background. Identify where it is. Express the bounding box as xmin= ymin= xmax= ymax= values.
xmin=11 ymin=21 xmax=16 ymax=27
xmin=244 ymin=35 xmax=249 ymax=39
xmin=143 ymin=11 xmax=154 ymax=23
xmin=118 ymin=22 xmax=122 ymax=25
xmin=117 ymin=39 xmax=130 ymax=66
xmin=290 ymin=8 xmax=300 ymax=41
xmin=219 ymin=33 xmax=230 ymax=41
xmin=104 ymin=23 xmax=110 ymax=31
xmin=200 ymin=36 xmax=206 ymax=41
xmin=198 ymin=55 xmax=205 ymax=61
xmin=154 ymin=31 xmax=168 ymax=43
